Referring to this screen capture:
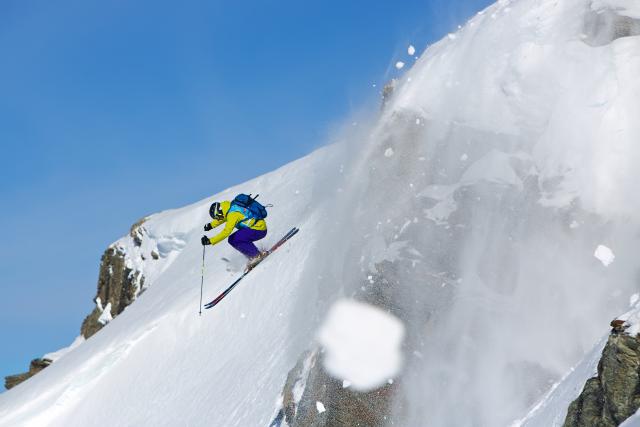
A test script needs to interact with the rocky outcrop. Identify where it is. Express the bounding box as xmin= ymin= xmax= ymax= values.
xmin=4 ymin=358 xmax=52 ymax=390
xmin=81 ymin=245 xmax=145 ymax=338
xmin=129 ymin=216 xmax=148 ymax=247
xmin=272 ymin=350 xmax=399 ymax=427
xmin=80 ymin=217 xmax=147 ymax=339
xmin=563 ymin=320 xmax=640 ymax=427
xmin=271 ymin=265 xmax=404 ymax=427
